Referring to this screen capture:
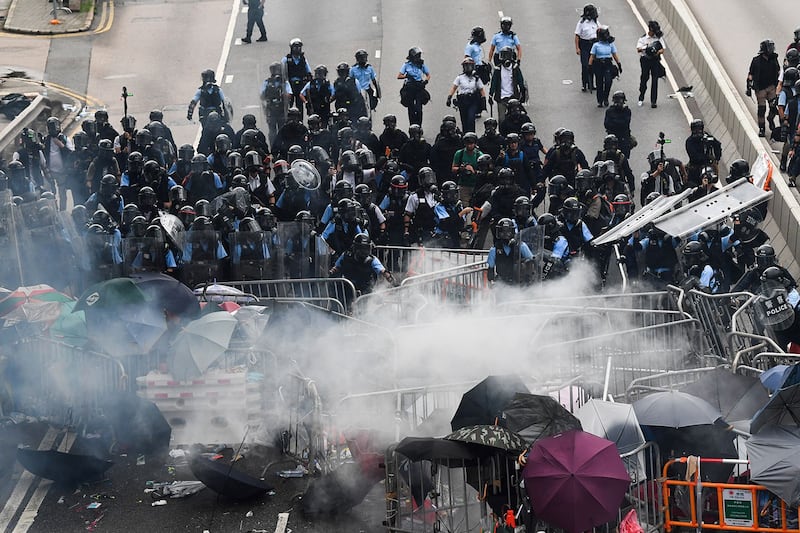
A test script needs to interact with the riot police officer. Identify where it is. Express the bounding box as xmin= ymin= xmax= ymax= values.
xmin=685 ymin=119 xmax=722 ymax=185
xmin=350 ymin=49 xmax=382 ymax=114
xmin=403 ymin=167 xmax=439 ymax=245
xmin=187 ymin=69 xmax=227 ymax=124
xmin=283 ymin=38 xmax=313 ymax=119
xmin=329 ymin=233 xmax=395 ymax=296
xmin=604 ymin=91 xmax=634 ymax=159
xmin=487 ymin=217 xmax=534 ymax=285
xmin=747 ymin=39 xmax=781 ymax=137
xmin=398 ymin=47 xmax=431 ymax=126
xmin=260 ymin=62 xmax=292 ymax=145
xmin=300 ymin=65 xmax=335 ymax=126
